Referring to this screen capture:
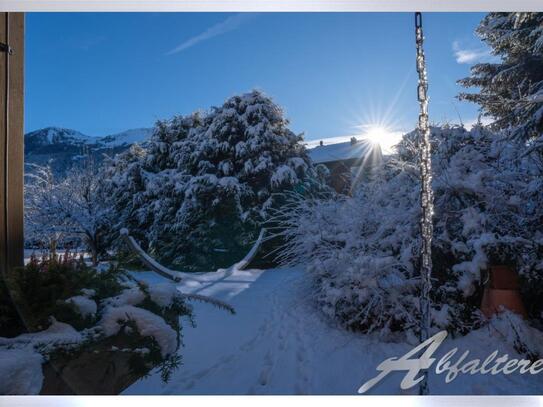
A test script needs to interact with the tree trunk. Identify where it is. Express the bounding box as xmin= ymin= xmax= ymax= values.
xmin=91 ymin=249 xmax=98 ymax=267
xmin=50 ymin=238 xmax=57 ymax=261
xmin=86 ymin=234 xmax=98 ymax=266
